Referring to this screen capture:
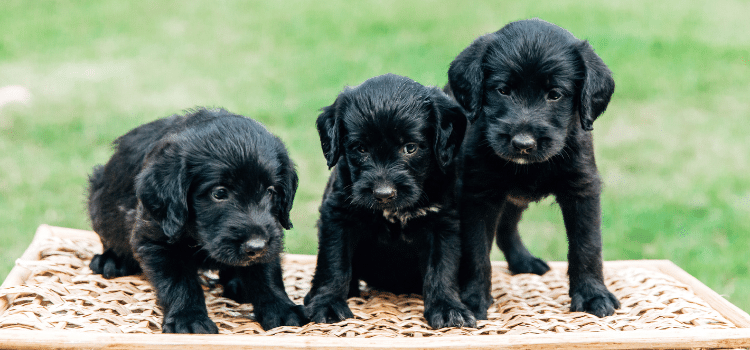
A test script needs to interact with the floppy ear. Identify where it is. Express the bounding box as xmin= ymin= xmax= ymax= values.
xmin=576 ymin=40 xmax=615 ymax=131
xmin=274 ymin=158 xmax=298 ymax=230
xmin=135 ymin=140 xmax=189 ymax=243
xmin=315 ymin=96 xmax=346 ymax=169
xmin=430 ymin=89 xmax=468 ymax=172
xmin=448 ymin=34 xmax=492 ymax=123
